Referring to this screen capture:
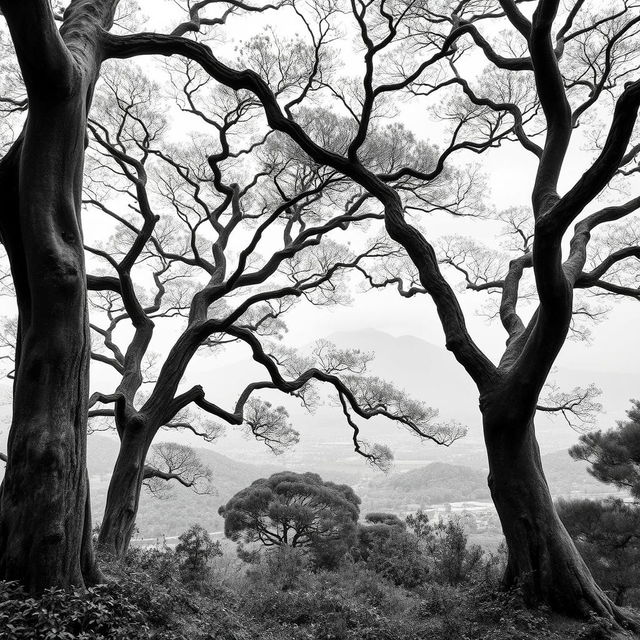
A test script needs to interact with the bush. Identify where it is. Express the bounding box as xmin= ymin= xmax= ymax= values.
xmin=357 ymin=524 xmax=430 ymax=588
xmin=107 ymin=547 xmax=196 ymax=632
xmin=239 ymin=550 xmax=425 ymax=640
xmin=356 ymin=510 xmax=486 ymax=588
xmin=245 ymin=545 xmax=311 ymax=592
xmin=175 ymin=523 xmax=222 ymax=581
xmin=0 ymin=580 xmax=157 ymax=640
